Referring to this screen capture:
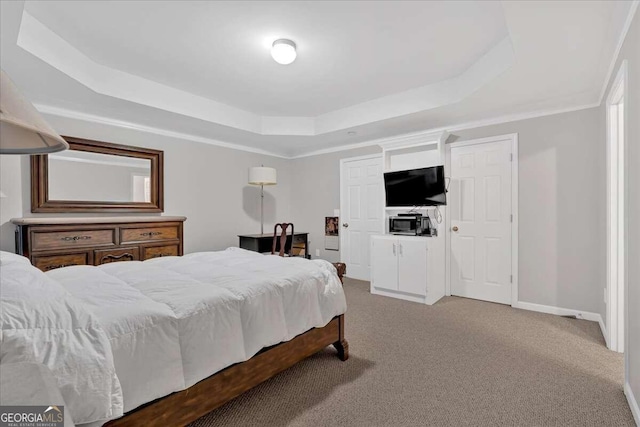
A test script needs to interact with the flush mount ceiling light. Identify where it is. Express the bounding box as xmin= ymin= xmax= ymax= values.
xmin=271 ymin=39 xmax=297 ymax=65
